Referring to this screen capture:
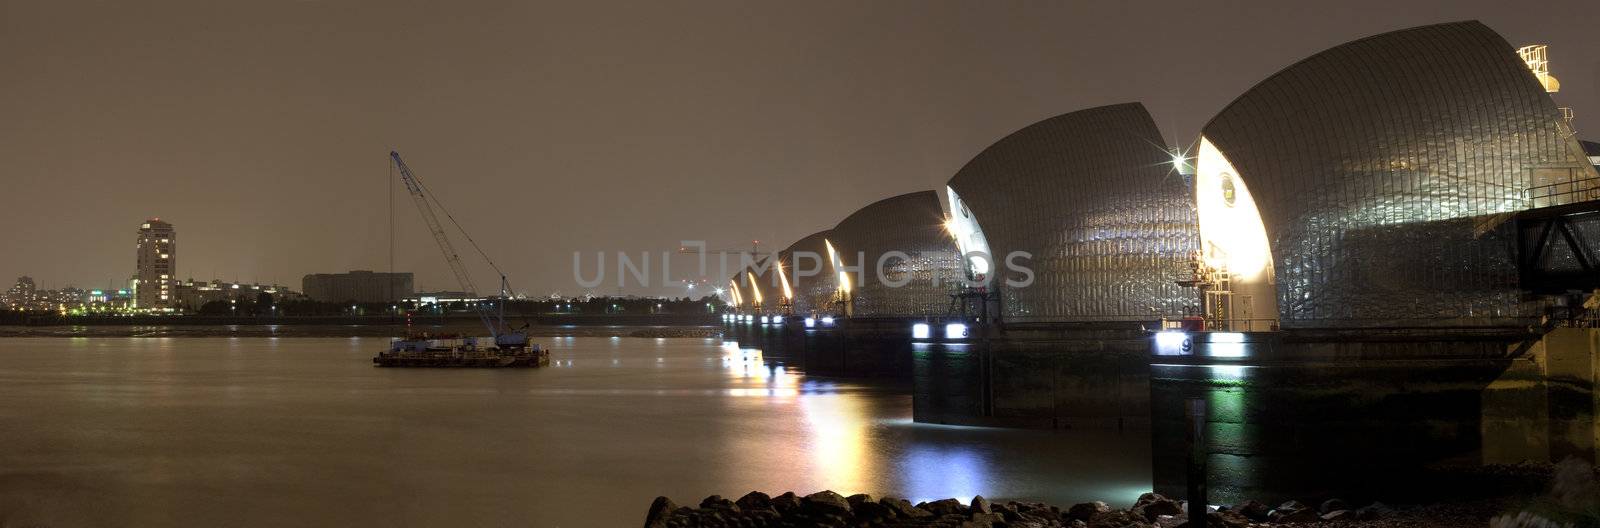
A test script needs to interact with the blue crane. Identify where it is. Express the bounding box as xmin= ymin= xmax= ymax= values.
xmin=390 ymin=151 xmax=530 ymax=349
